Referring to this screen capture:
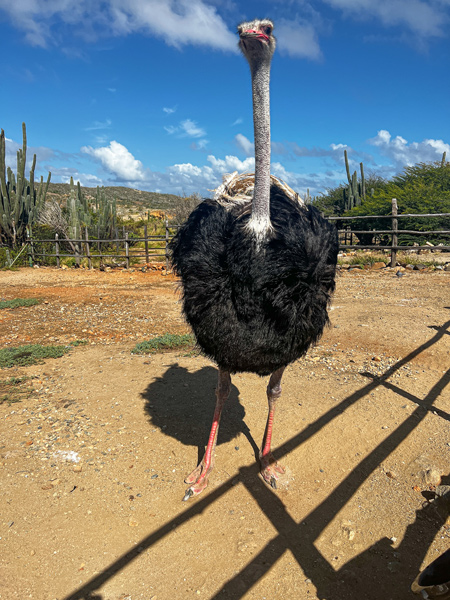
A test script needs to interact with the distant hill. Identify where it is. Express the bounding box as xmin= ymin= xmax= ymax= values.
xmin=46 ymin=183 xmax=182 ymax=218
